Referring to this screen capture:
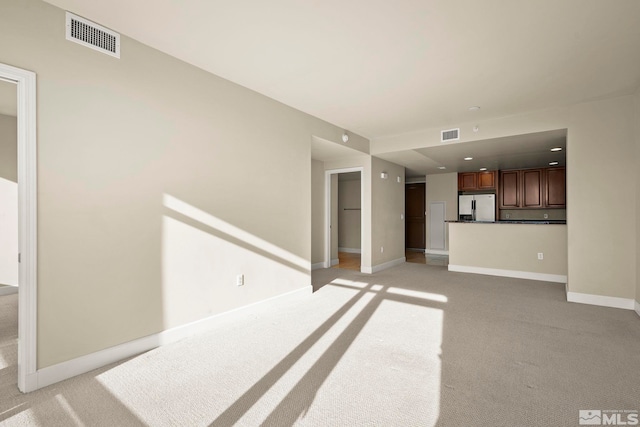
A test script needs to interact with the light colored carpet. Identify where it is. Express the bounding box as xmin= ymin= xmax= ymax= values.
xmin=1 ymin=263 xmax=639 ymax=426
